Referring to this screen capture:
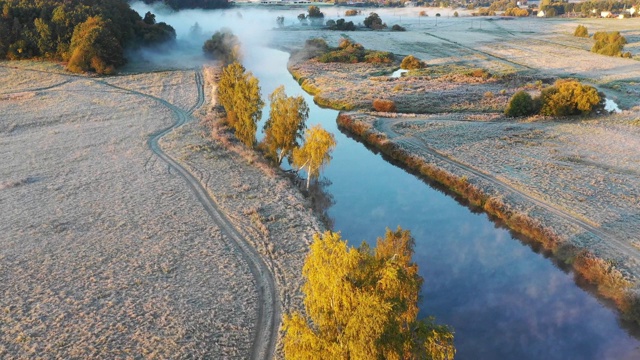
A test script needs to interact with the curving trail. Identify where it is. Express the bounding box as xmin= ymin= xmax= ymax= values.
xmin=377 ymin=117 xmax=640 ymax=273
xmin=96 ymin=71 xmax=279 ymax=360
